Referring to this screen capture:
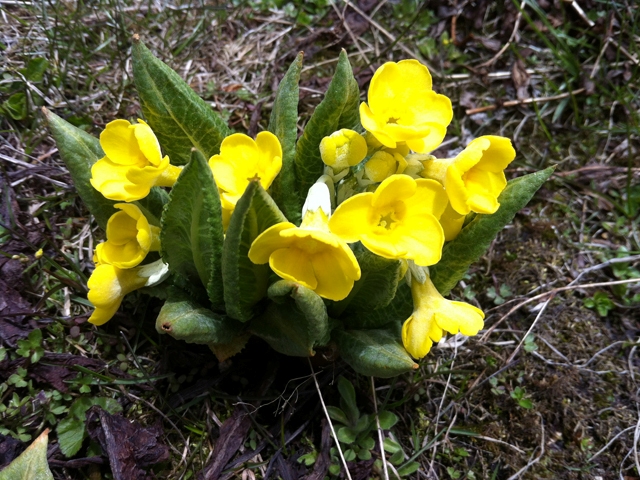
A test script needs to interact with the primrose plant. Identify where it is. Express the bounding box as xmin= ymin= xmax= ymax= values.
xmin=45 ymin=34 xmax=553 ymax=377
